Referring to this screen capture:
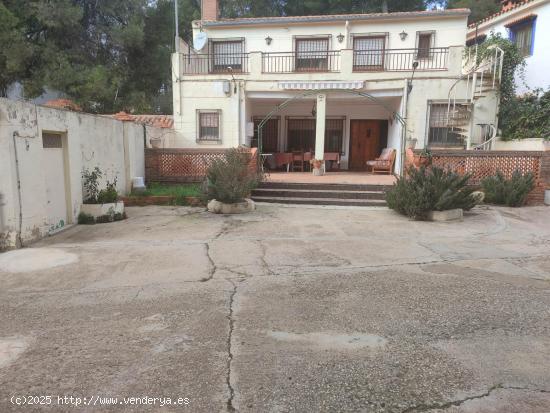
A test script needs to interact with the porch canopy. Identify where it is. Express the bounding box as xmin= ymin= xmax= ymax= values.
xmin=247 ymin=87 xmax=404 ymax=171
